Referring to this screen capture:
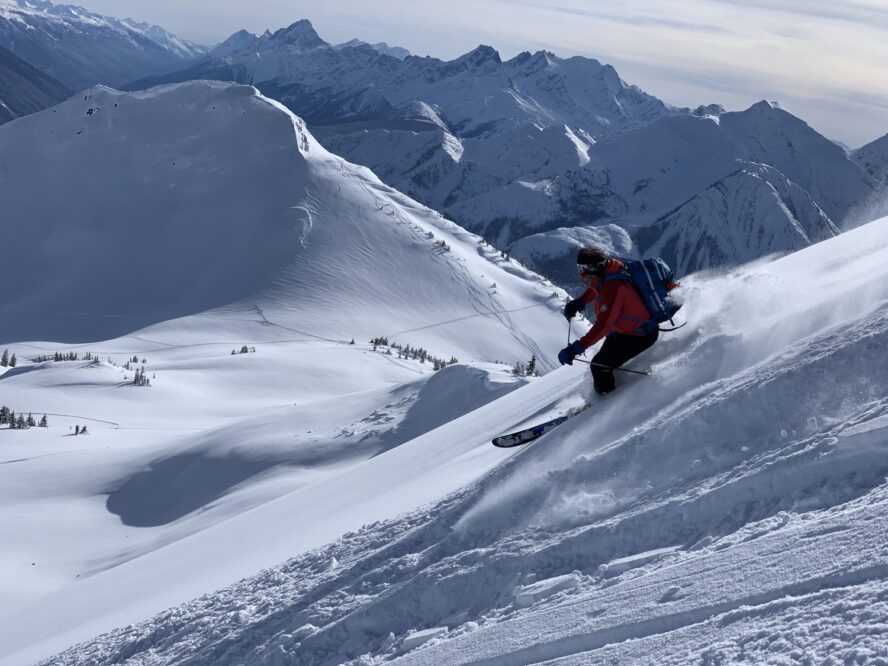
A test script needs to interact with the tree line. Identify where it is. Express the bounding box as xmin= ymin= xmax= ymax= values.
xmin=370 ymin=337 xmax=458 ymax=371
xmin=0 ymin=406 xmax=48 ymax=429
